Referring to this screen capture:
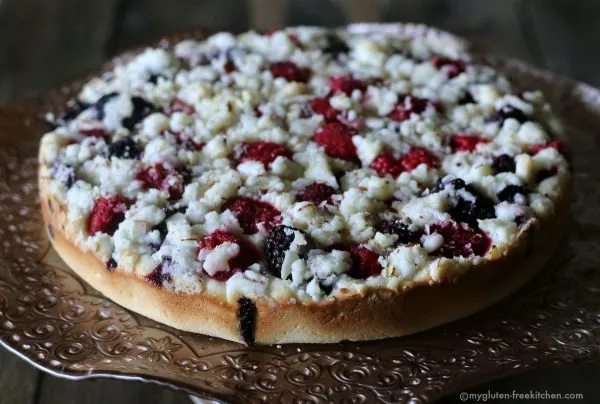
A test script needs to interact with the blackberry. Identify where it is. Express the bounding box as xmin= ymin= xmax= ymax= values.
xmin=94 ymin=92 xmax=118 ymax=120
xmin=458 ymin=91 xmax=475 ymax=105
xmin=429 ymin=177 xmax=466 ymax=194
xmin=122 ymin=96 xmax=157 ymax=130
xmin=105 ymin=258 xmax=118 ymax=271
xmin=50 ymin=162 xmax=76 ymax=189
xmin=264 ymin=225 xmax=312 ymax=278
xmin=319 ymin=281 xmax=333 ymax=295
xmin=323 ymin=35 xmax=350 ymax=58
xmin=492 ymin=154 xmax=516 ymax=173
xmin=492 ymin=105 xmax=529 ymax=125
xmin=497 ymin=185 xmax=528 ymax=203
xmin=59 ymin=98 xmax=90 ymax=123
xmin=107 ymin=136 xmax=142 ymax=159
xmin=377 ymin=220 xmax=421 ymax=244
xmin=145 ymin=257 xmax=172 ymax=287
xmin=449 ymin=185 xmax=496 ymax=228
